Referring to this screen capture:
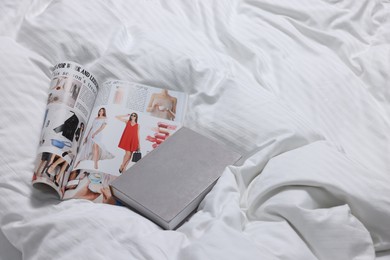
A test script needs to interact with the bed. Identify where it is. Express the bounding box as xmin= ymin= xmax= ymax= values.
xmin=1 ymin=0 xmax=390 ymax=259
